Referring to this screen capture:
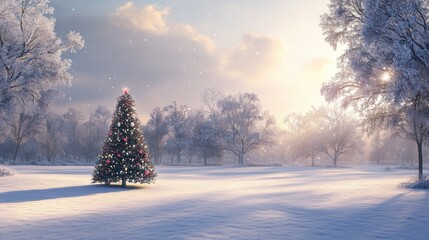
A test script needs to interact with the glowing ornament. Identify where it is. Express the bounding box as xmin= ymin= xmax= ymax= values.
xmin=131 ymin=122 xmax=135 ymax=127
xmin=117 ymin=122 xmax=121 ymax=127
